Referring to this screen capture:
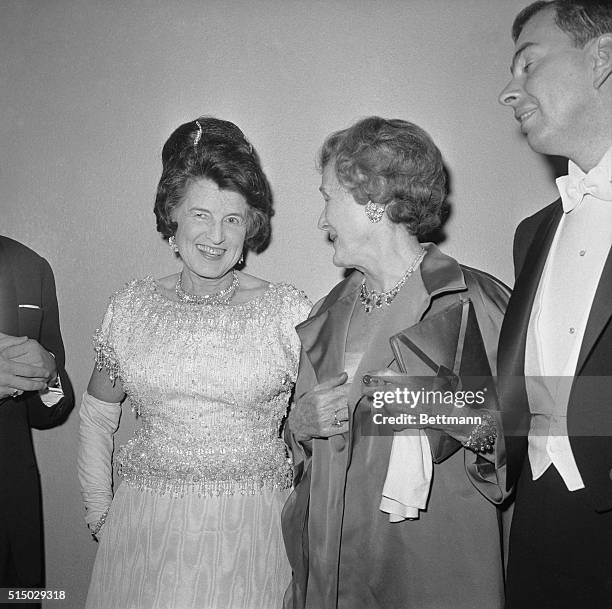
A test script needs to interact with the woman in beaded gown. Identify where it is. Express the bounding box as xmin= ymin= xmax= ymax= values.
xmin=77 ymin=117 xmax=310 ymax=609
